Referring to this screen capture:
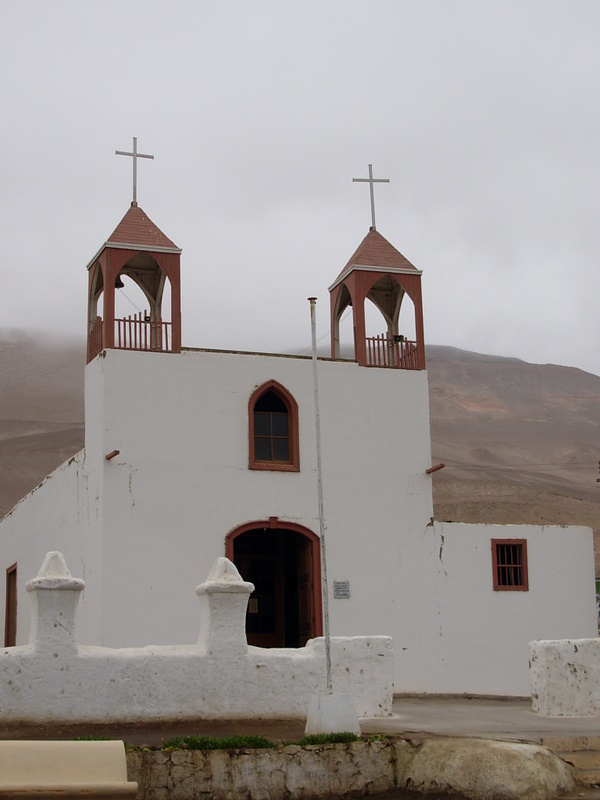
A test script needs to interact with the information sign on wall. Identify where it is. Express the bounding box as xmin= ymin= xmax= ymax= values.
xmin=333 ymin=580 xmax=350 ymax=599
